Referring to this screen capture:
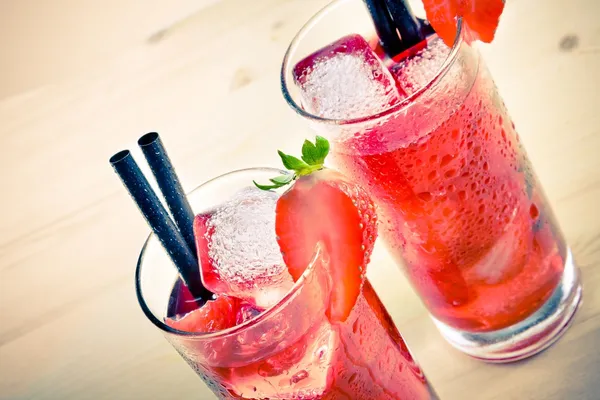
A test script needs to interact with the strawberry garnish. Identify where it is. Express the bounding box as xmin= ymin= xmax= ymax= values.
xmin=460 ymin=0 xmax=505 ymax=43
xmin=166 ymin=296 xmax=240 ymax=333
xmin=254 ymin=137 xmax=377 ymax=322
xmin=422 ymin=0 xmax=458 ymax=47
xmin=423 ymin=0 xmax=505 ymax=47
